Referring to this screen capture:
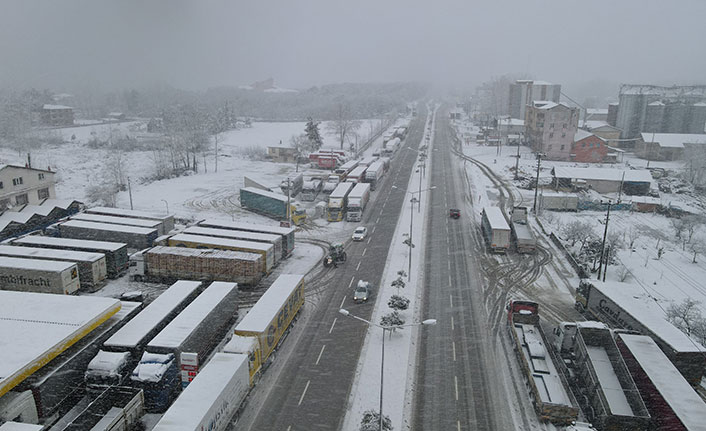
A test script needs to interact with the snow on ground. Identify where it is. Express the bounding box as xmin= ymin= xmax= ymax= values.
xmin=342 ymin=105 xmax=437 ymax=430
